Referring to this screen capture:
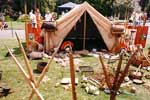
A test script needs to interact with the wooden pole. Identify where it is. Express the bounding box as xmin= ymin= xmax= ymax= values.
xmin=5 ymin=46 xmax=44 ymax=100
xmin=24 ymin=0 xmax=27 ymax=14
xmin=114 ymin=54 xmax=134 ymax=94
xmin=24 ymin=0 xmax=29 ymax=50
xmin=15 ymin=33 xmax=36 ymax=84
xmin=11 ymin=21 xmax=13 ymax=37
xmin=112 ymin=54 xmax=123 ymax=88
xmin=69 ymin=47 xmax=76 ymax=100
xmin=140 ymin=50 xmax=150 ymax=65
xmin=110 ymin=55 xmax=123 ymax=100
xmin=29 ymin=39 xmax=63 ymax=100
xmin=83 ymin=12 xmax=86 ymax=50
xmin=99 ymin=54 xmax=112 ymax=89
